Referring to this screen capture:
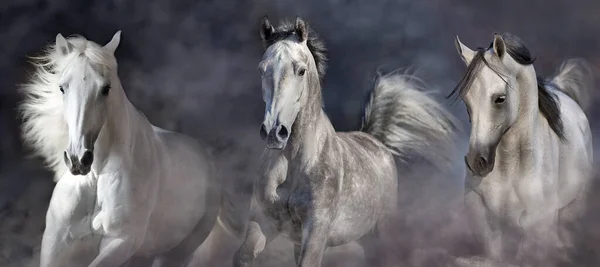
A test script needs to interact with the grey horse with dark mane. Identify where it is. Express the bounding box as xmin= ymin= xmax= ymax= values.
xmin=233 ymin=17 xmax=458 ymax=267
xmin=452 ymin=33 xmax=593 ymax=267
